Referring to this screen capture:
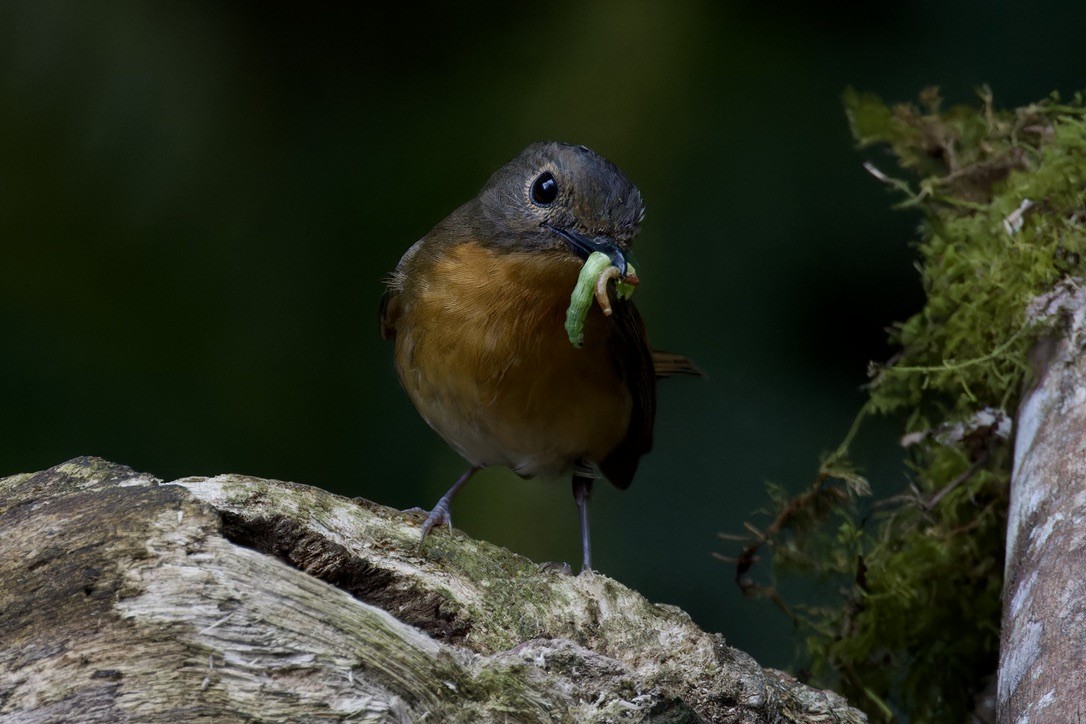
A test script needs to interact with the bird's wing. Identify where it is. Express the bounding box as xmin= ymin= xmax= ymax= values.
xmin=598 ymin=300 xmax=656 ymax=491
xmin=381 ymin=236 xmax=434 ymax=342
